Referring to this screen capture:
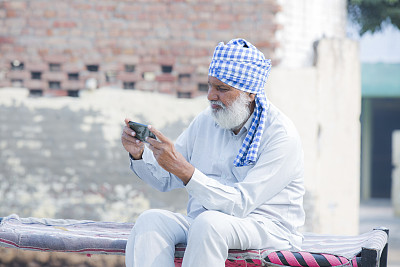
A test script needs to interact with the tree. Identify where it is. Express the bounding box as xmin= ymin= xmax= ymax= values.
xmin=348 ymin=0 xmax=400 ymax=35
